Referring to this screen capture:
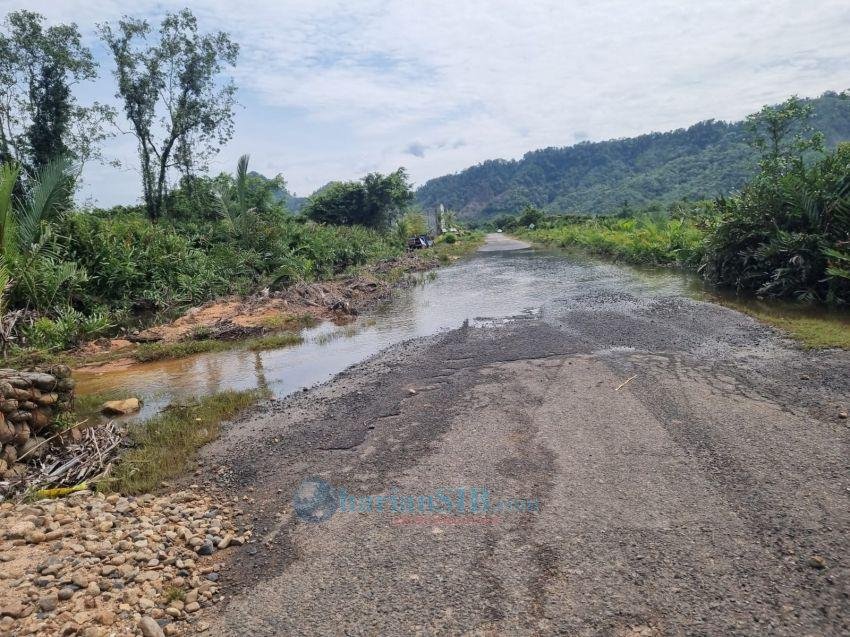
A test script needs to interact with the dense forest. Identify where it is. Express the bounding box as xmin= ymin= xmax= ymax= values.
xmin=416 ymin=92 xmax=850 ymax=219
